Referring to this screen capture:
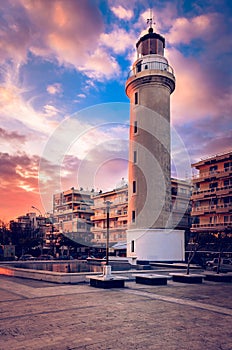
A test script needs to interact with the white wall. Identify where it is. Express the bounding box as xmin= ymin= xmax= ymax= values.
xmin=127 ymin=228 xmax=185 ymax=261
